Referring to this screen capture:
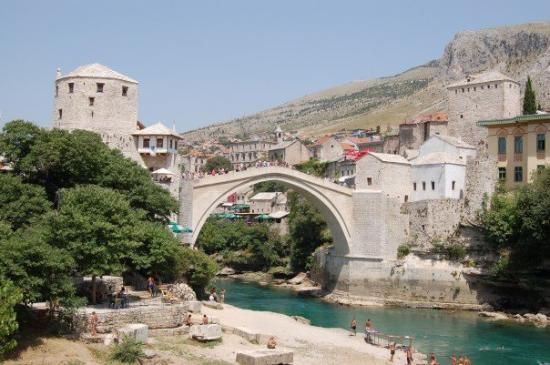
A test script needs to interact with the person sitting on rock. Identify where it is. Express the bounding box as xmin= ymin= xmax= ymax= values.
xmin=185 ymin=314 xmax=193 ymax=326
xmin=267 ymin=336 xmax=277 ymax=349
xmin=202 ymin=314 xmax=209 ymax=325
